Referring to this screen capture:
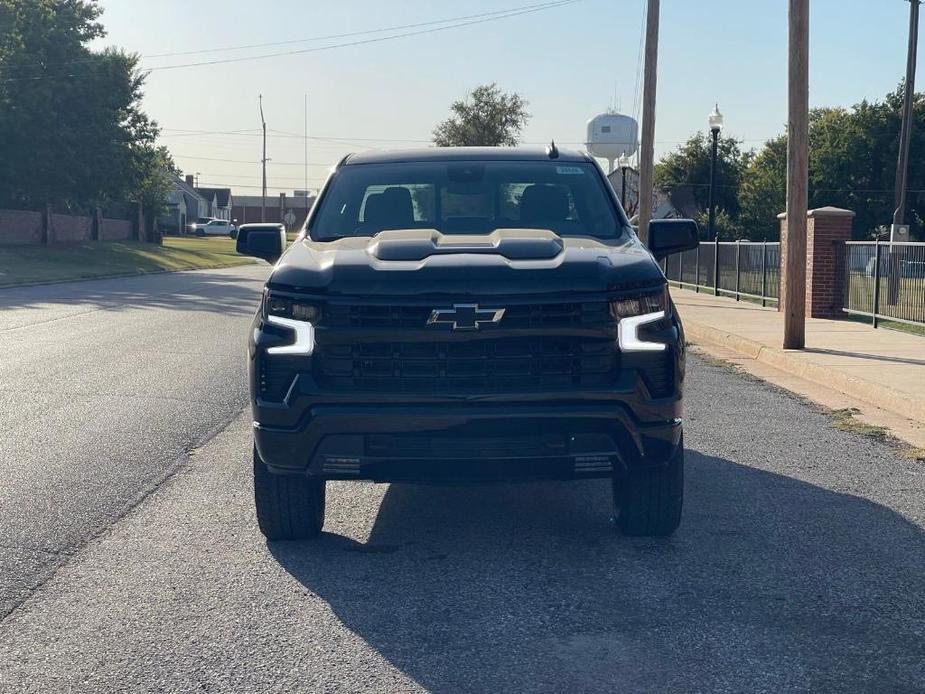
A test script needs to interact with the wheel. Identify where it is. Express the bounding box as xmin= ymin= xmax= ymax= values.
xmin=613 ymin=439 xmax=683 ymax=537
xmin=196 ymin=229 xmax=205 ymax=237
xmin=253 ymin=446 xmax=325 ymax=540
